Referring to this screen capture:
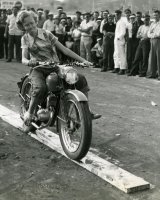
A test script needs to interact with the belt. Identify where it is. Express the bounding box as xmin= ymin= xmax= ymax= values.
xmin=81 ymin=35 xmax=91 ymax=37
xmin=73 ymin=38 xmax=80 ymax=41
